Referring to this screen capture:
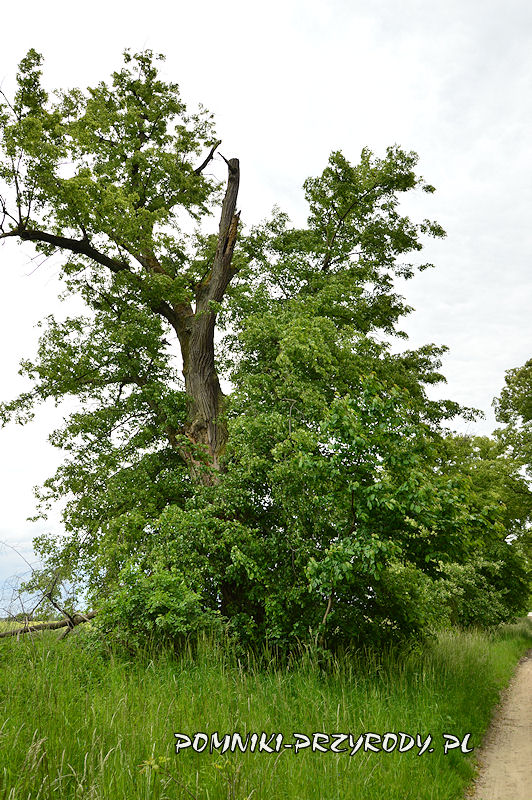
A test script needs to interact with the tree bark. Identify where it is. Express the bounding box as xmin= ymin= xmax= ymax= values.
xmin=178 ymin=158 xmax=240 ymax=482
xmin=1 ymin=152 xmax=241 ymax=485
